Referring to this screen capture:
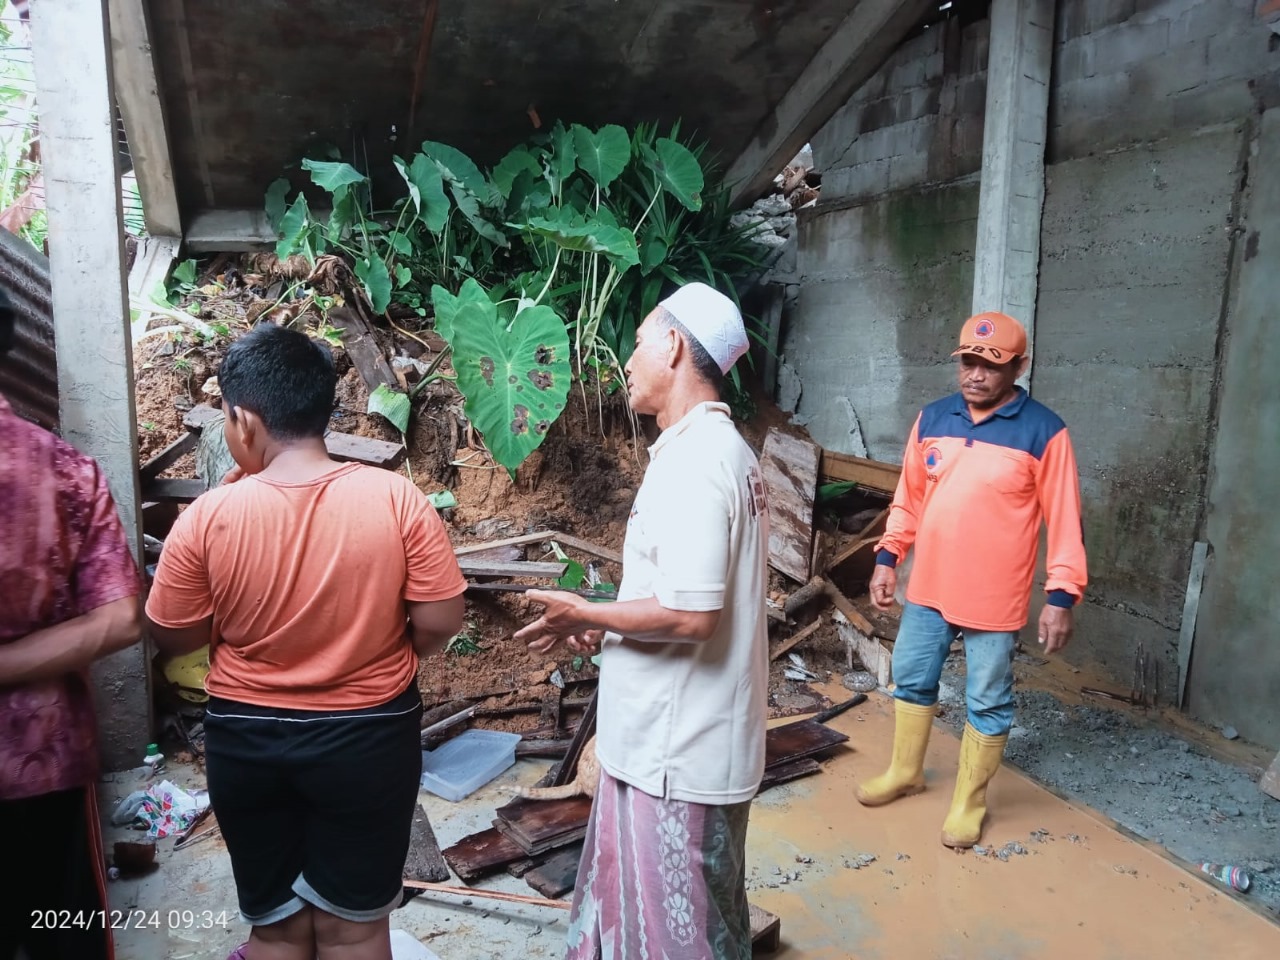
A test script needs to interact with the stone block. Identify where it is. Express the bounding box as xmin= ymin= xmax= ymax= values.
xmin=822 ymin=159 xmax=891 ymax=203
xmin=1171 ymin=80 xmax=1256 ymax=128
xmin=1054 ymin=35 xmax=1097 ymax=83
xmin=1128 ymin=41 xmax=1210 ymax=99
xmin=888 ymin=151 xmax=931 ymax=191
xmin=1058 ymin=0 xmax=1138 ymax=41
xmin=1204 ymin=25 xmax=1275 ymax=82
xmin=1091 ymin=18 xmax=1172 ymax=68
